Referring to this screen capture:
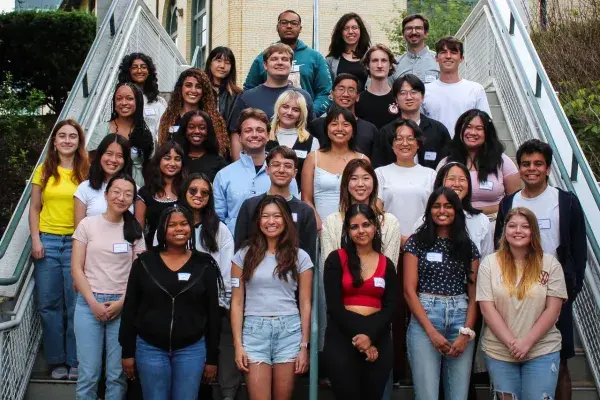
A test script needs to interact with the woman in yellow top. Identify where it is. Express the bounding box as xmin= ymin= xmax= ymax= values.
xmin=29 ymin=120 xmax=89 ymax=380
xmin=476 ymin=207 xmax=567 ymax=399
